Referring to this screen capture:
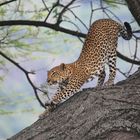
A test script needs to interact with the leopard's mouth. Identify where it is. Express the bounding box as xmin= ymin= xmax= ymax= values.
xmin=47 ymin=80 xmax=58 ymax=86
xmin=47 ymin=79 xmax=67 ymax=86
xmin=52 ymin=81 xmax=58 ymax=85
